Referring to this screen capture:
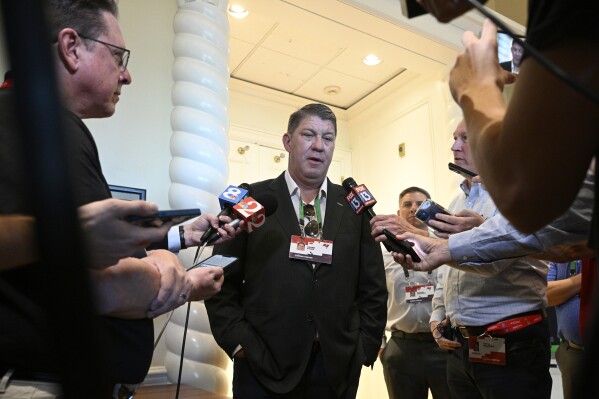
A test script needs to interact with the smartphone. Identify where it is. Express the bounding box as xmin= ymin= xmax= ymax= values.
xmin=382 ymin=229 xmax=422 ymax=263
xmin=189 ymin=254 xmax=237 ymax=270
xmin=448 ymin=162 xmax=477 ymax=178
xmin=399 ymin=0 xmax=428 ymax=18
xmin=415 ymin=200 xmax=452 ymax=231
xmin=126 ymin=208 xmax=201 ymax=227
xmin=497 ymin=30 xmax=526 ymax=75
